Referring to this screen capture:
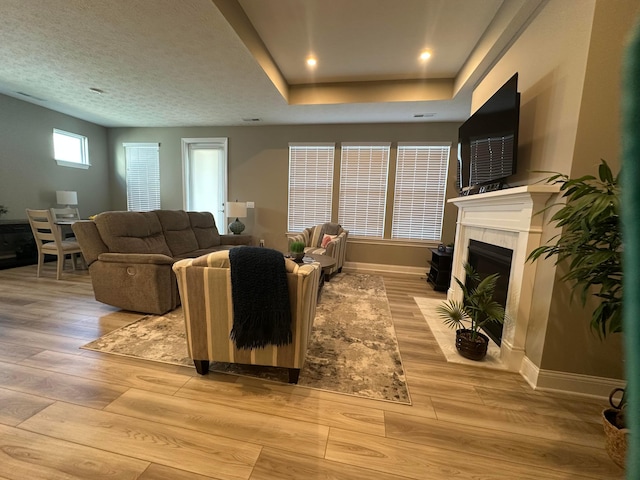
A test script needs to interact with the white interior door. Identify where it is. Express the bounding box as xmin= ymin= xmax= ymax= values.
xmin=182 ymin=138 xmax=228 ymax=232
